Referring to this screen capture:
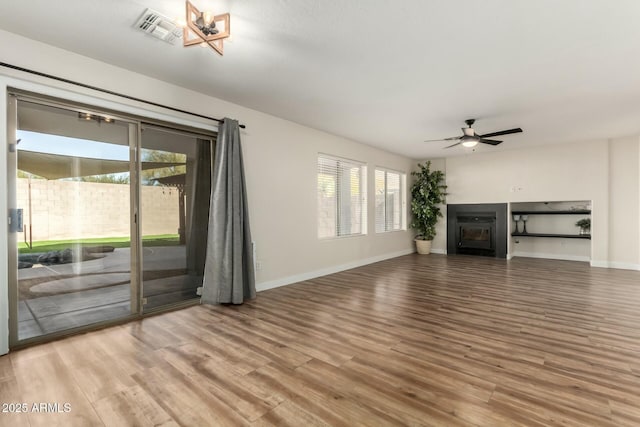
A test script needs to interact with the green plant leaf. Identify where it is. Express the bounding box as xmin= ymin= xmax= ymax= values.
xmin=409 ymin=161 xmax=447 ymax=240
